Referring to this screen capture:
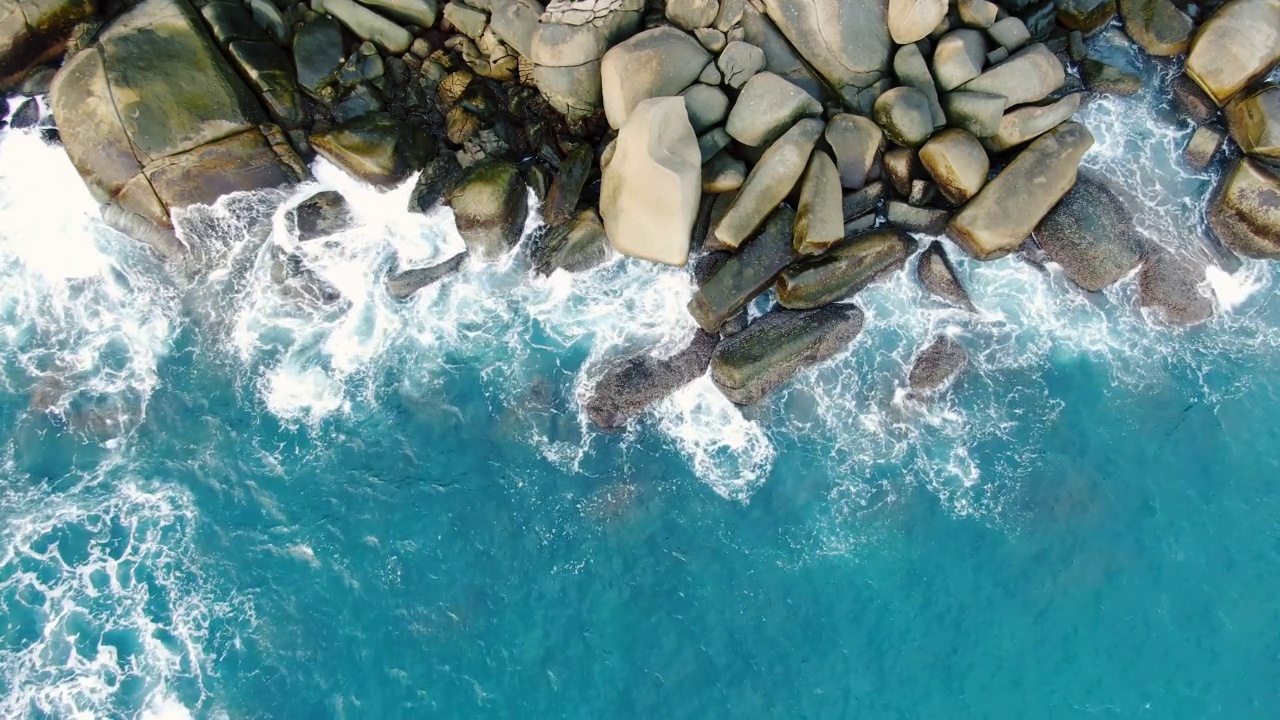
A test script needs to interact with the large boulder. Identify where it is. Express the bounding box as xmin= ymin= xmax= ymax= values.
xmin=888 ymin=0 xmax=948 ymax=45
xmin=761 ymin=0 xmax=892 ymax=102
xmin=531 ymin=207 xmax=611 ymax=274
xmin=689 ymin=207 xmax=799 ymax=332
xmin=1117 ymin=0 xmax=1192 ymax=57
xmin=600 ymin=96 xmax=701 ymax=266
xmin=1137 ymin=249 xmax=1212 ymax=326
xmin=51 ymin=0 xmax=304 ymax=258
xmin=1033 ymin=172 xmax=1147 ymax=291
xmin=359 ymin=0 xmax=439 ymax=28
xmin=1208 ymin=158 xmax=1280 ymax=258
xmin=310 ymin=113 xmax=414 ymax=186
xmin=725 ymin=71 xmax=822 ymax=146
xmin=600 ymin=26 xmax=711 ymax=129
xmin=1184 ymin=0 xmax=1280 ymax=106
xmin=793 ymin=151 xmax=844 ymax=255
xmin=919 ymin=128 xmax=989 ymax=205
xmin=825 ymin=113 xmax=884 ymax=190
xmin=960 ymin=43 xmax=1065 ymax=107
xmin=982 ymin=93 xmax=1082 ymax=152
xmin=1056 ymin=0 xmax=1116 ymax=34
xmin=489 ymin=0 xmax=542 ymax=57
xmin=777 ymin=228 xmax=917 ymax=308
xmin=318 ymin=0 xmax=413 ymax=53
xmin=933 ymin=29 xmax=988 ymax=92
xmin=907 ymin=335 xmax=967 ymax=394
xmin=738 ymin=1 xmax=826 ymax=99
xmin=0 ymin=0 xmax=95 ymax=87
xmin=713 ymin=117 xmax=824 ymax=249
xmin=916 ymin=240 xmax=976 ymax=311
xmin=1224 ymin=84 xmax=1280 ymax=160
xmin=530 ymin=0 xmax=644 ymax=120
xmin=874 ymin=86 xmax=935 ymax=147
xmin=447 ymin=161 xmax=530 ymax=261
xmin=711 ymin=304 xmax=864 ymax=405
xmin=947 ymin=122 xmax=1094 ymax=260
xmin=291 ymin=191 xmax=353 ymax=242
xmin=585 ymin=330 xmax=719 ymax=429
